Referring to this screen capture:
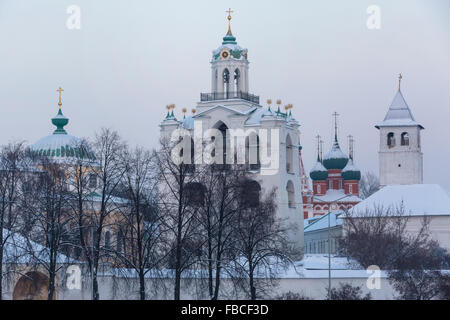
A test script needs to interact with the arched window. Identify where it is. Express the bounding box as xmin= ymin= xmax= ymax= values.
xmin=401 ymin=132 xmax=409 ymax=146
xmin=240 ymin=179 xmax=261 ymax=208
xmin=245 ymin=133 xmax=260 ymax=171
xmin=387 ymin=132 xmax=395 ymax=148
xmin=317 ymin=184 xmax=321 ymax=194
xmin=223 ymin=68 xmax=230 ymax=98
xmin=184 ymin=182 xmax=206 ymax=206
xmin=117 ymin=229 xmax=124 ymax=253
xmin=89 ymin=173 xmax=97 ymax=188
xmin=104 ymin=230 xmax=111 ymax=250
xmin=234 ymin=68 xmax=240 ymax=96
xmin=286 ymin=180 xmax=295 ymax=208
xmin=286 ymin=134 xmax=294 ymax=173
xmin=211 ymin=121 xmax=229 ymax=169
